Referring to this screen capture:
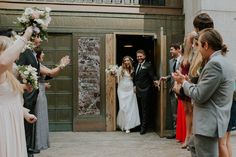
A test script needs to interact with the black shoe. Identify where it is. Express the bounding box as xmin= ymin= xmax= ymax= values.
xmin=140 ymin=128 xmax=146 ymax=135
xmin=28 ymin=148 xmax=40 ymax=154
xmin=28 ymin=154 xmax=34 ymax=157
xmin=166 ymin=134 xmax=176 ymax=139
